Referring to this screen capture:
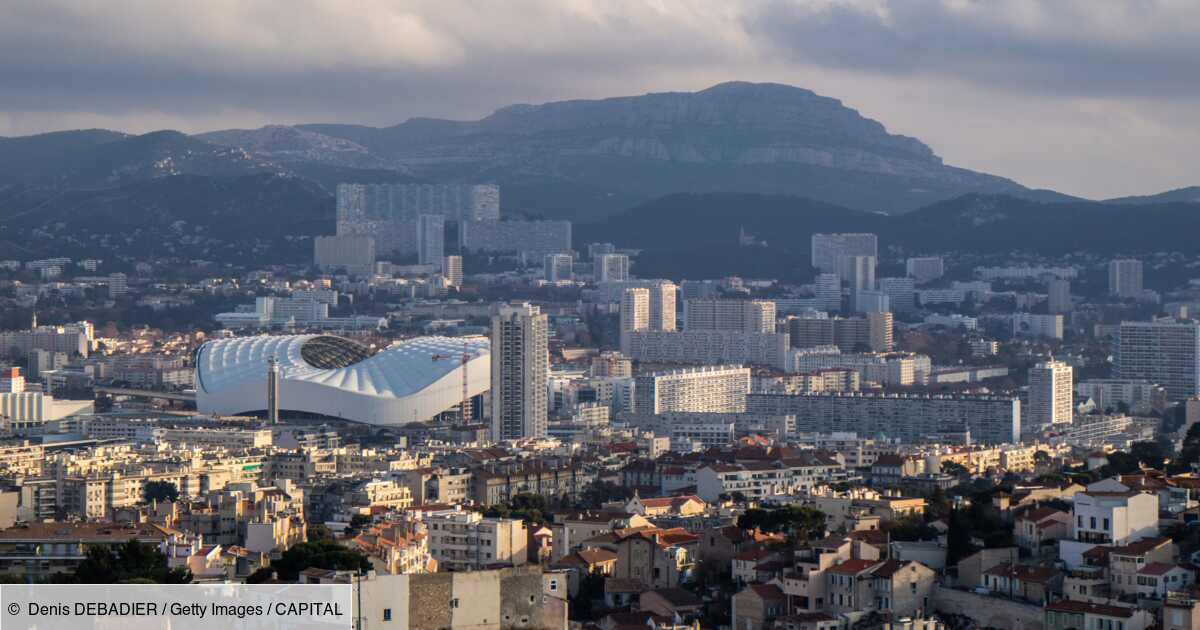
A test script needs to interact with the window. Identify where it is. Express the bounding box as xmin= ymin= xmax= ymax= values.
xmin=549 ymin=579 xmax=558 ymax=592
xmin=1103 ymin=518 xmax=1109 ymax=530
xmin=382 ymin=609 xmax=391 ymax=622
xmin=1090 ymin=517 xmax=1096 ymax=529
xmin=450 ymin=599 xmax=459 ymax=609
xmin=1078 ymin=516 xmax=1083 ymax=528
